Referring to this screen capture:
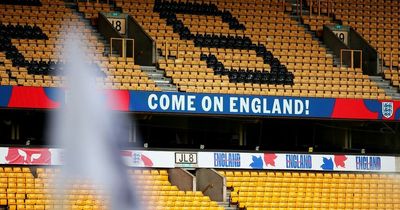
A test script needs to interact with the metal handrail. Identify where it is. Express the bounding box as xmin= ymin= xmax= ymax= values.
xmin=390 ymin=51 xmax=393 ymax=71
xmin=310 ymin=0 xmax=333 ymax=17
xmin=165 ymin=41 xmax=168 ymax=60
xmin=381 ymin=53 xmax=384 ymax=74
xmin=79 ymin=0 xmax=110 ymax=4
